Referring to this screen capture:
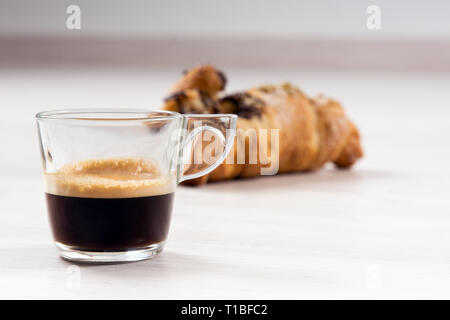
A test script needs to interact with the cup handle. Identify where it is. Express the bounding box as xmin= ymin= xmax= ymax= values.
xmin=178 ymin=114 xmax=237 ymax=183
